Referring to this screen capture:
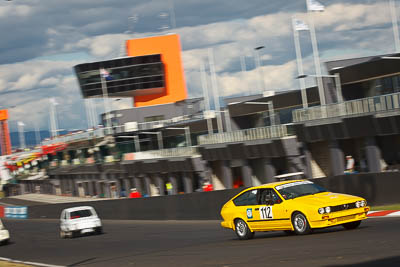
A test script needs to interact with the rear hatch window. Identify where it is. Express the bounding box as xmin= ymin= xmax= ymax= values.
xmin=70 ymin=209 xmax=93 ymax=219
